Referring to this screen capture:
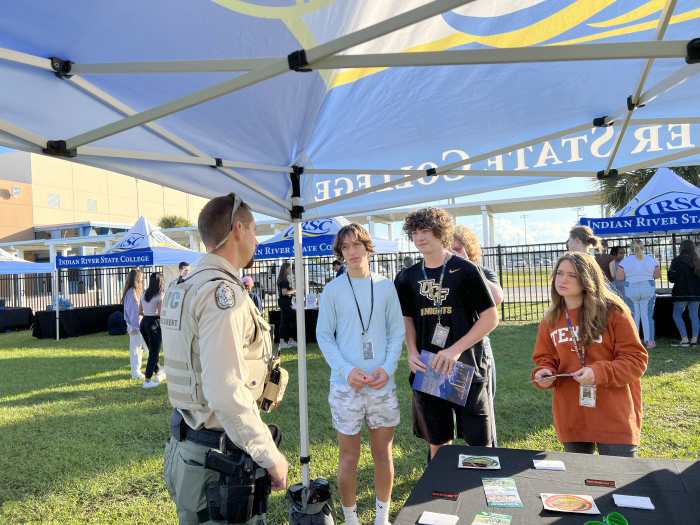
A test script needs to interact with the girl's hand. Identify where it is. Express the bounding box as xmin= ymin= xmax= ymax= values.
xmin=573 ymin=366 xmax=596 ymax=386
xmin=534 ymin=368 xmax=556 ymax=388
